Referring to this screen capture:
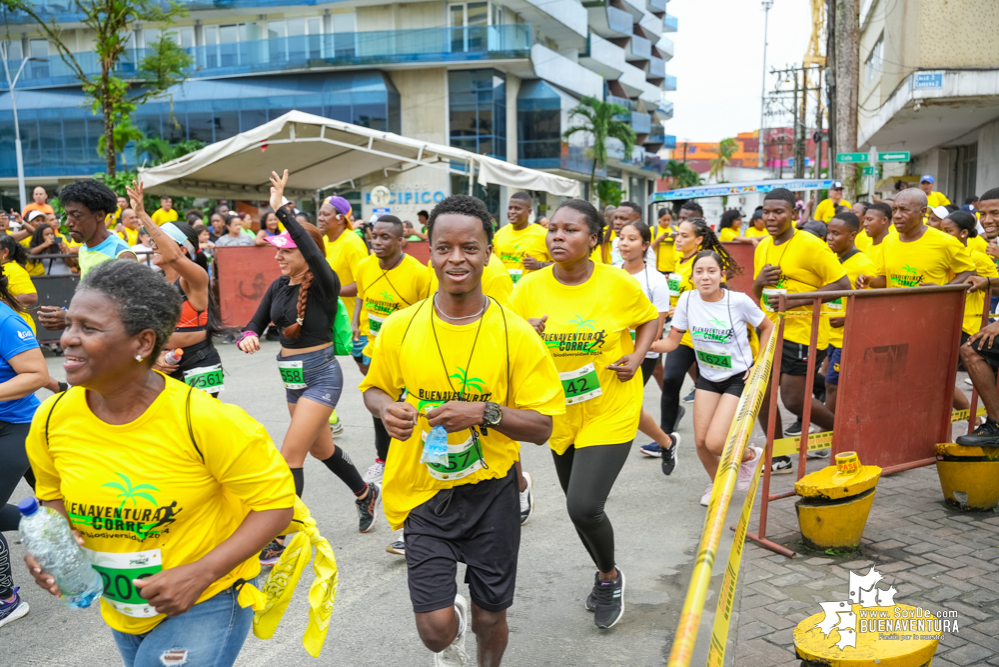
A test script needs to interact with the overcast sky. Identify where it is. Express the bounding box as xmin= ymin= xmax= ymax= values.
xmin=664 ymin=0 xmax=813 ymax=143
